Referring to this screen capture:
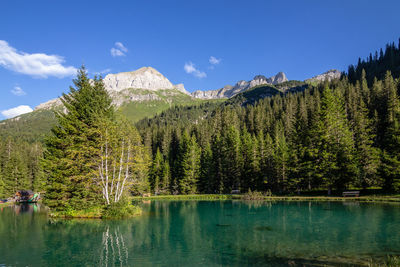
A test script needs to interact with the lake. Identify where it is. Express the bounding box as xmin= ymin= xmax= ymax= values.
xmin=0 ymin=200 xmax=399 ymax=266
